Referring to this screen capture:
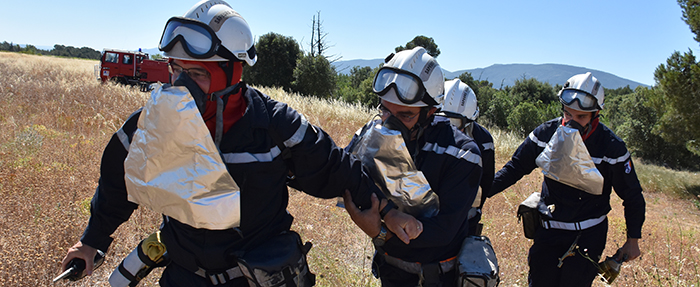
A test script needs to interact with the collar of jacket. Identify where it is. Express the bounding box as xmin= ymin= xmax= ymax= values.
xmin=236 ymin=85 xmax=271 ymax=130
